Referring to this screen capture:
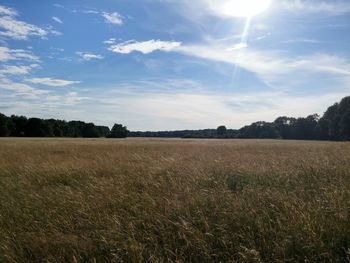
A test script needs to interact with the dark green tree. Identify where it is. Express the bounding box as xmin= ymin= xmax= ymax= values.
xmin=10 ymin=115 xmax=27 ymax=136
xmin=82 ymin=123 xmax=99 ymax=138
xmin=274 ymin=116 xmax=296 ymax=139
xmin=25 ymin=118 xmax=53 ymax=137
xmin=0 ymin=113 xmax=14 ymax=137
xmin=217 ymin=125 xmax=227 ymax=137
xmin=107 ymin=124 xmax=128 ymax=138
xmin=291 ymin=114 xmax=319 ymax=140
